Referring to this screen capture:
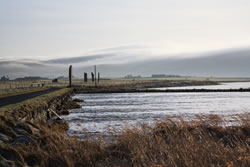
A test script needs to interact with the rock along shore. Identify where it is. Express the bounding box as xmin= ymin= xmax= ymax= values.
xmin=0 ymin=88 xmax=83 ymax=166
